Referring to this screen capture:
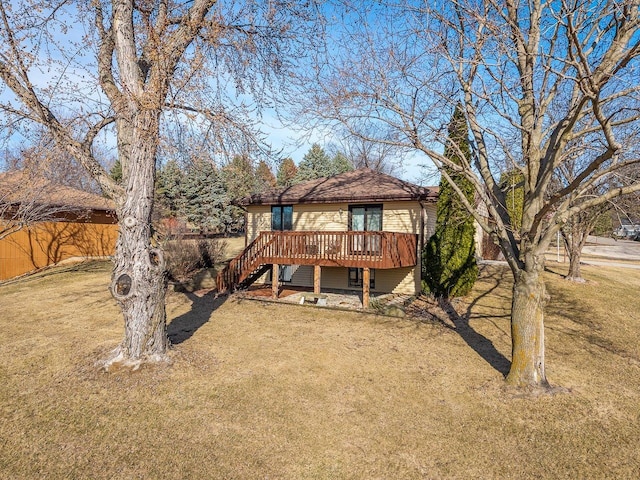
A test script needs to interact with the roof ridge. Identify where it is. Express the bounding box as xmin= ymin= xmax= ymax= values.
xmin=242 ymin=168 xmax=438 ymax=206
